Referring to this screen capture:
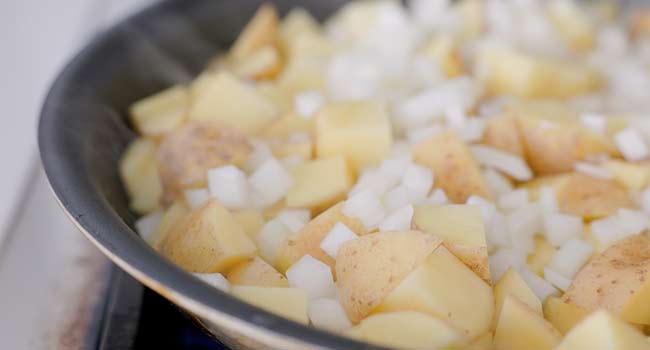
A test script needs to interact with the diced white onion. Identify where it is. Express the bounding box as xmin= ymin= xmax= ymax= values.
xmin=135 ymin=211 xmax=162 ymax=241
xmin=547 ymin=238 xmax=593 ymax=279
xmin=379 ymin=205 xmax=414 ymax=232
xmin=401 ymin=163 xmax=434 ymax=200
xmin=471 ymin=145 xmax=533 ymax=181
xmin=486 ymin=212 xmax=511 ymax=249
xmin=184 ymin=188 xmax=211 ymax=211
xmin=308 ymin=298 xmax=352 ymax=332
xmin=207 ymin=165 xmax=250 ymax=209
xmin=276 ymin=209 xmax=311 ymax=233
xmin=483 ymin=168 xmax=514 ymax=197
xmin=579 ymin=113 xmax=607 ymax=134
xmin=244 ymin=141 xmax=273 ymax=173
xmin=456 ymin=118 xmax=486 ymax=143
xmin=344 ymin=189 xmax=386 ymax=230
xmin=249 ymin=158 xmax=294 ymax=208
xmin=506 ymin=204 xmax=542 ymax=254
xmin=538 ymin=187 xmax=558 ymax=213
xmin=543 ymin=268 xmax=572 ymax=292
xmin=407 ymin=125 xmax=442 ymax=144
xmin=194 ymin=273 xmax=231 ymax=292
xmin=520 ymin=268 xmax=559 ymax=301
xmin=466 ymin=195 xmax=497 ymax=222
xmin=574 ymin=162 xmax=614 ymax=180
xmin=543 ymin=213 xmax=583 ymax=247
xmin=294 ymin=91 xmax=325 ymax=119
xmin=425 ymin=188 xmax=449 ymax=206
xmin=614 ymin=127 xmax=650 ymax=161
xmin=383 ymin=186 xmax=412 ymax=213
xmin=591 ymin=209 xmax=650 ymax=247
xmin=257 ymin=219 xmax=292 ymax=263
xmin=489 ymin=248 xmax=526 ymax=282
xmin=320 ymin=222 xmax=359 ymax=258
xmin=286 ymin=255 xmax=336 ymax=299
xmin=498 ymin=189 xmax=529 ymax=212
